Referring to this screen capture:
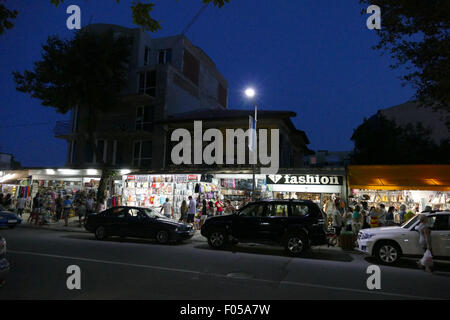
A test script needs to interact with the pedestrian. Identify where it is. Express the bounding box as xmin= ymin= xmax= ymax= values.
xmin=29 ymin=193 xmax=39 ymax=224
xmin=224 ymin=199 xmax=235 ymax=215
xmin=331 ymin=205 xmax=343 ymax=236
xmin=0 ymin=193 xmax=4 ymax=206
xmin=369 ymin=206 xmax=379 ymax=228
xmin=416 ymin=214 xmax=433 ymax=273
xmin=386 ymin=206 xmax=395 ymax=226
xmin=352 ymin=205 xmax=363 ymax=235
xmin=179 ymin=200 xmax=188 ymax=222
xmin=361 ymin=201 xmax=370 ymax=229
xmin=344 ymin=206 xmax=353 ymax=232
xmin=378 ymin=204 xmax=387 ymax=227
xmin=63 ymin=195 xmax=73 ymax=227
xmin=16 ymin=196 xmax=26 ymax=218
xmin=76 ymin=199 xmax=86 ymax=227
xmin=86 ymin=196 xmax=94 ymax=214
xmin=208 ymin=200 xmax=215 ymax=217
xmin=215 ymin=198 xmax=224 ymax=216
xmin=160 ymin=198 xmax=173 ymax=219
xmin=187 ymin=196 xmax=196 ymax=224
xmin=199 ymin=199 xmax=208 ymax=228
xmin=398 ymin=204 xmax=407 ymax=224
xmin=55 ymin=194 xmax=63 ymax=221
